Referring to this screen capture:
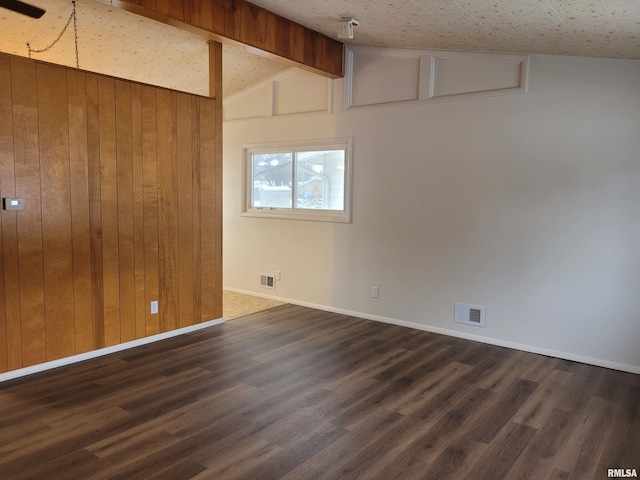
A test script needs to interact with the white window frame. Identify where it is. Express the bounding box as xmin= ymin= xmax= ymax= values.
xmin=242 ymin=138 xmax=352 ymax=223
